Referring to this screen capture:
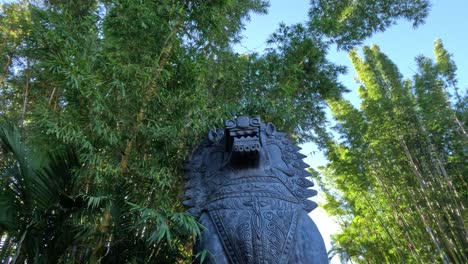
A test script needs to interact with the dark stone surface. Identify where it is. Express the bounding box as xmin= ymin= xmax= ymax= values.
xmin=184 ymin=116 xmax=328 ymax=263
